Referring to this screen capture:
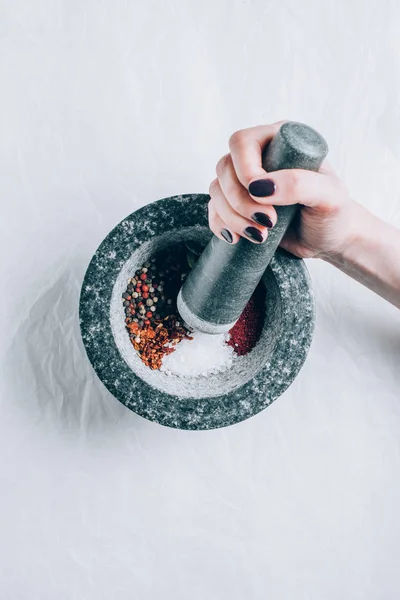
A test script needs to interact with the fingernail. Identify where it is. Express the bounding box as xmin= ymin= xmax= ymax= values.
xmin=244 ymin=226 xmax=264 ymax=243
xmin=220 ymin=228 xmax=233 ymax=243
xmin=252 ymin=212 xmax=274 ymax=228
xmin=248 ymin=178 xmax=276 ymax=198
